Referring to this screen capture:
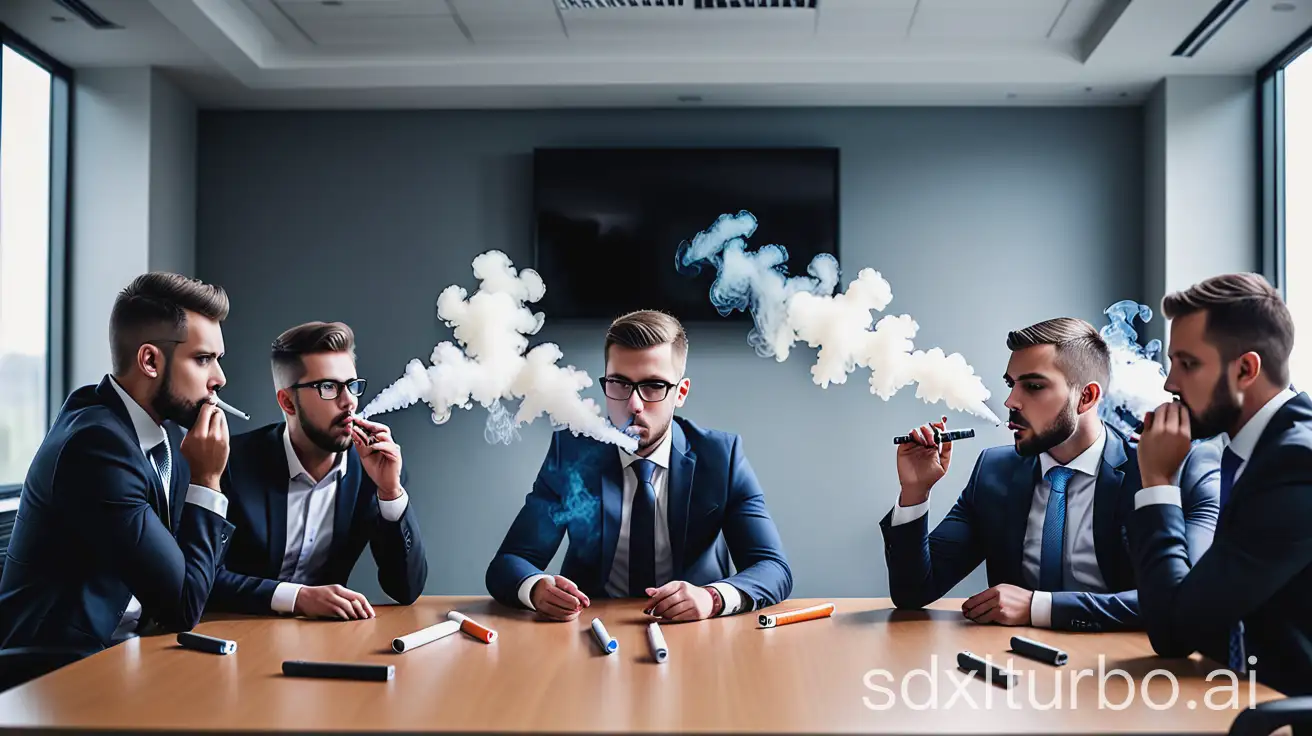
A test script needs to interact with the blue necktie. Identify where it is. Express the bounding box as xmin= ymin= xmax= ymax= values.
xmin=1219 ymin=446 xmax=1246 ymax=672
xmin=1040 ymin=466 xmax=1075 ymax=592
xmin=628 ymin=459 xmax=658 ymax=597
